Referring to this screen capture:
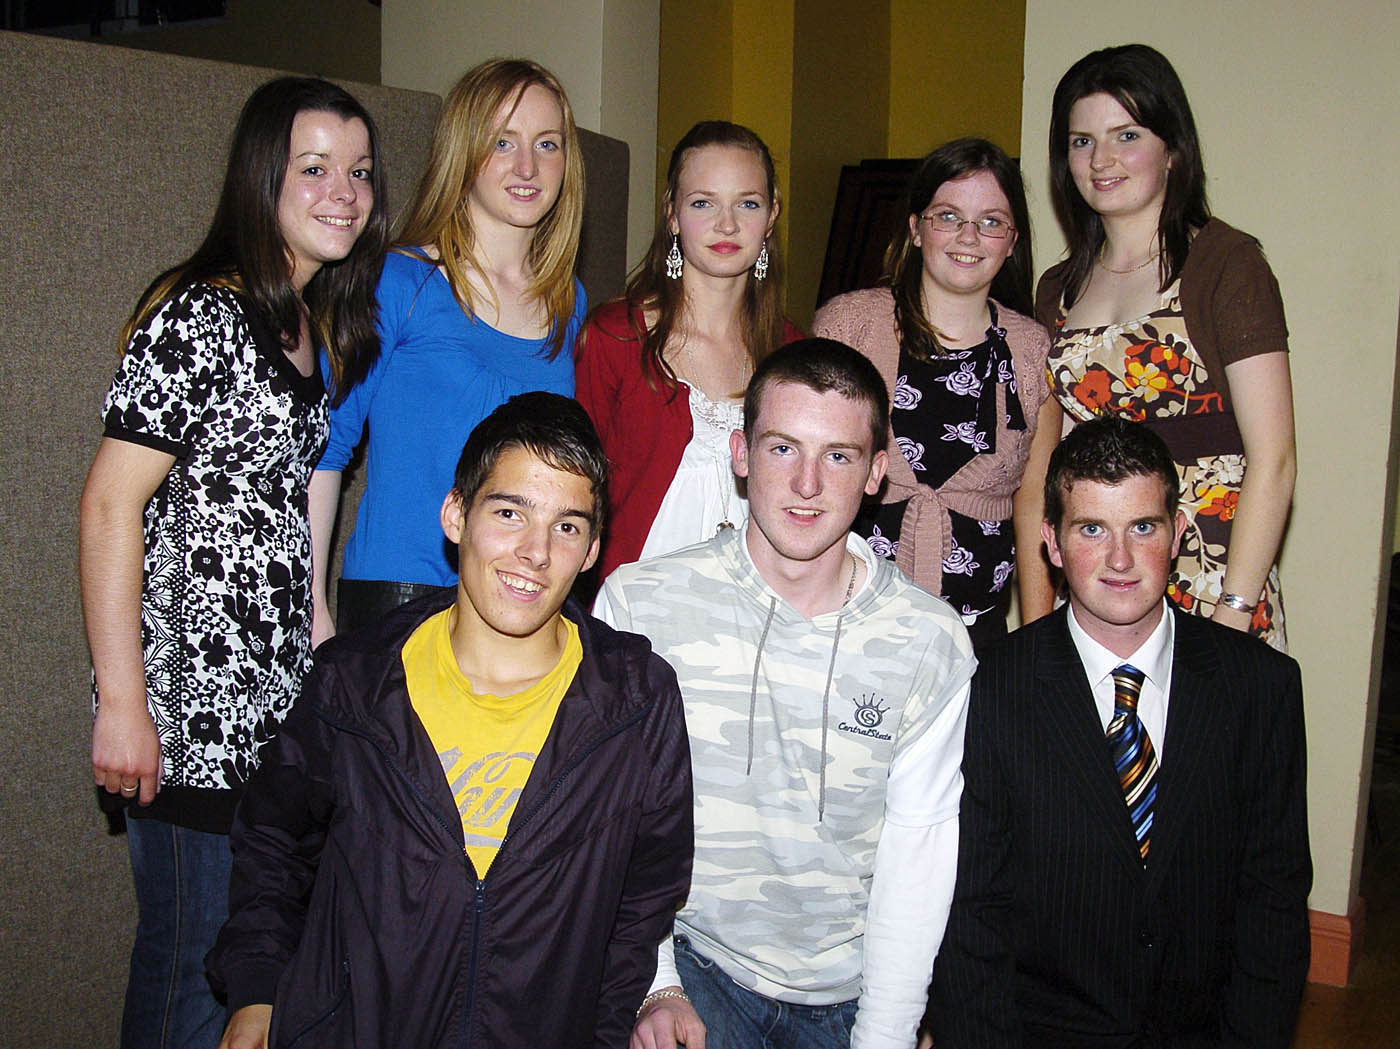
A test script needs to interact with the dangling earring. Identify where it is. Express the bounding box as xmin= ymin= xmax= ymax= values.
xmin=666 ymin=235 xmax=683 ymax=280
xmin=753 ymin=242 xmax=769 ymax=282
